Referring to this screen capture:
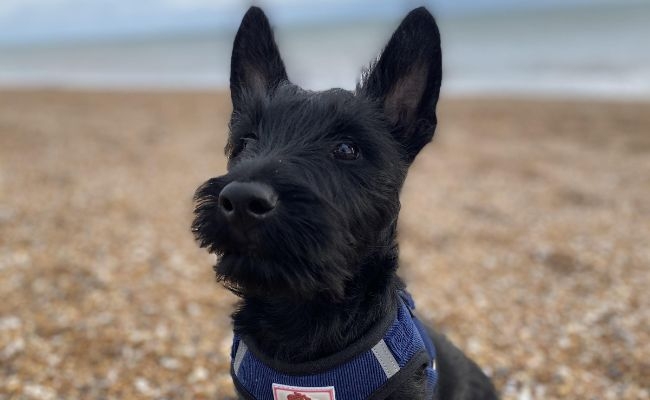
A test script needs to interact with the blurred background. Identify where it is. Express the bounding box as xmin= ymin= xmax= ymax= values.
xmin=0 ymin=1 xmax=649 ymax=399
xmin=1 ymin=0 xmax=649 ymax=98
